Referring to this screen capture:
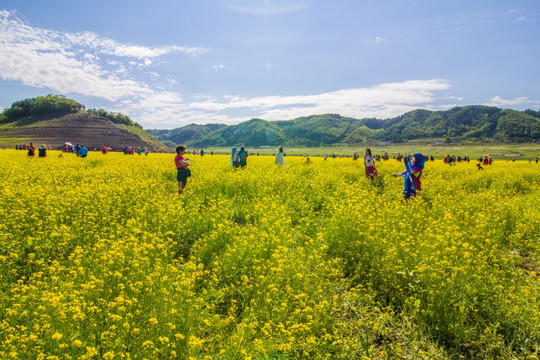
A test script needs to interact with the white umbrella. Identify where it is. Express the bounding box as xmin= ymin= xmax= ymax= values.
xmin=64 ymin=142 xmax=73 ymax=146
